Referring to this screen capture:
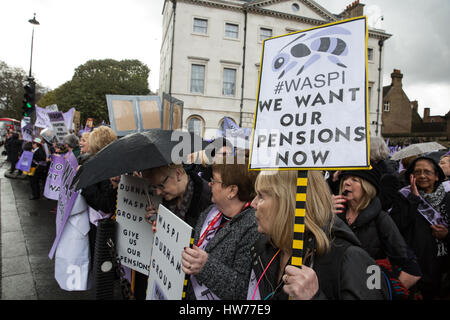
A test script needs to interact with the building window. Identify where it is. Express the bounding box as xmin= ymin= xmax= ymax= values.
xmin=383 ymin=101 xmax=390 ymax=112
xmin=223 ymin=68 xmax=236 ymax=96
xmin=259 ymin=28 xmax=272 ymax=42
xmin=190 ymin=64 xmax=205 ymax=94
xmin=225 ymin=23 xmax=239 ymax=39
xmin=292 ymin=3 xmax=300 ymax=12
xmin=193 ymin=18 xmax=208 ymax=34
xmin=187 ymin=116 xmax=203 ymax=137
xmin=368 ymin=48 xmax=374 ymax=61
